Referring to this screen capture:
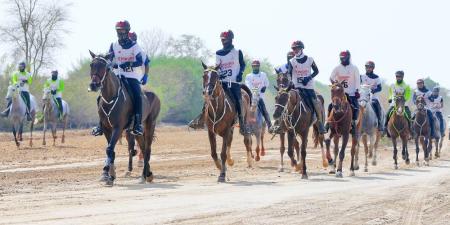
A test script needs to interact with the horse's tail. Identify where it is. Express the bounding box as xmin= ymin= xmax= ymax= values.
xmin=240 ymin=84 xmax=252 ymax=105
xmin=144 ymin=91 xmax=161 ymax=122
